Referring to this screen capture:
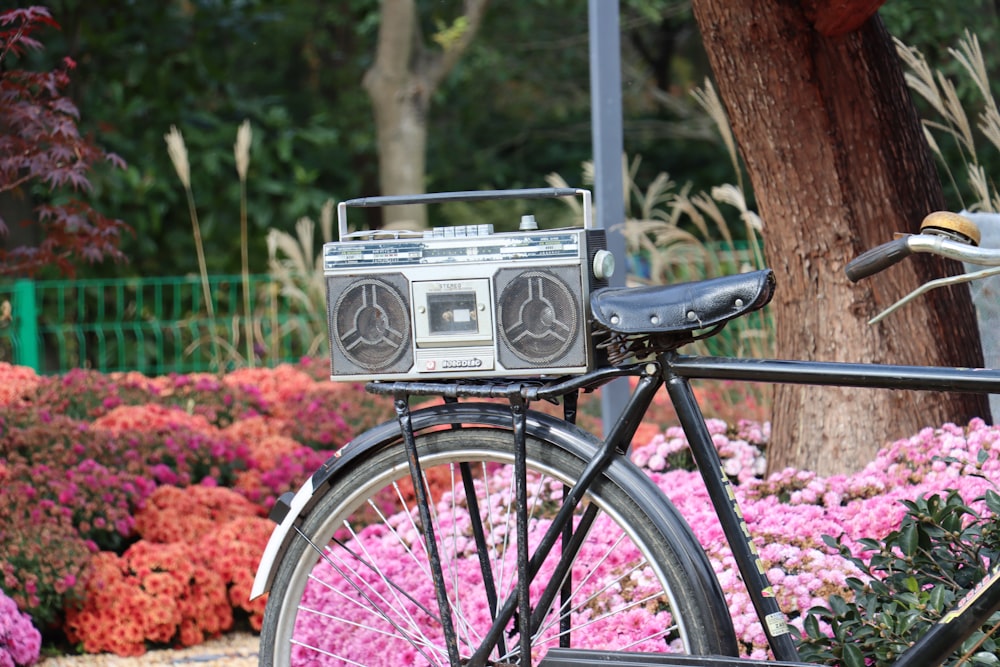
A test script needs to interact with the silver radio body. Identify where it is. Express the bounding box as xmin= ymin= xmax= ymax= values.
xmin=323 ymin=188 xmax=613 ymax=381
